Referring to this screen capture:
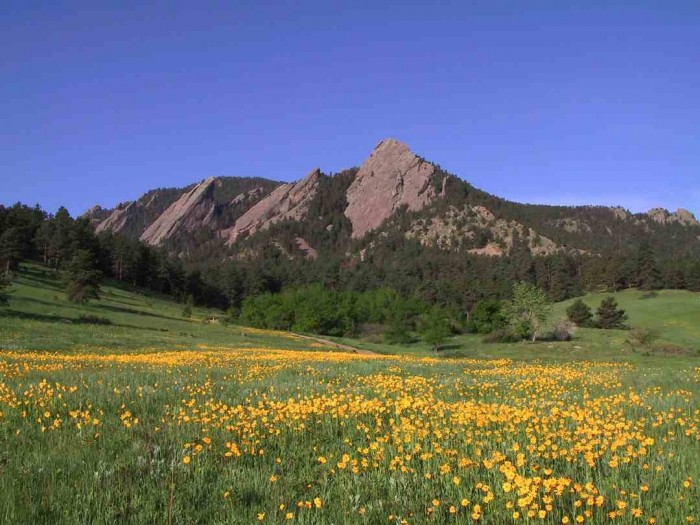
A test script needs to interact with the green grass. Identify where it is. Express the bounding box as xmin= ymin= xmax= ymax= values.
xmin=2 ymin=264 xmax=699 ymax=364
xmin=0 ymin=263 xmax=698 ymax=523
xmin=0 ymin=263 xmax=329 ymax=353
xmin=0 ymin=346 xmax=697 ymax=524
